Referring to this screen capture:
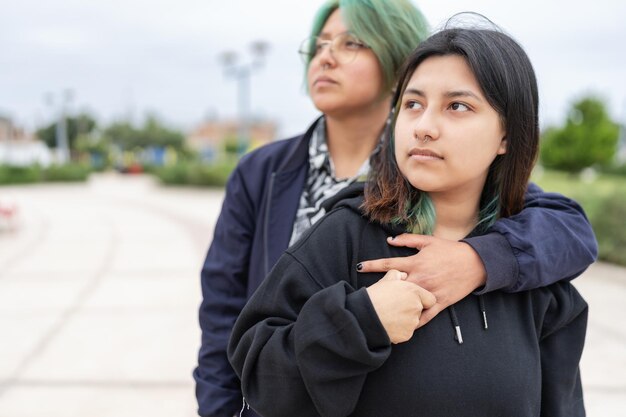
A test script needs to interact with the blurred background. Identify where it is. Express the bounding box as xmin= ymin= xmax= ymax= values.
xmin=0 ymin=0 xmax=625 ymax=416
